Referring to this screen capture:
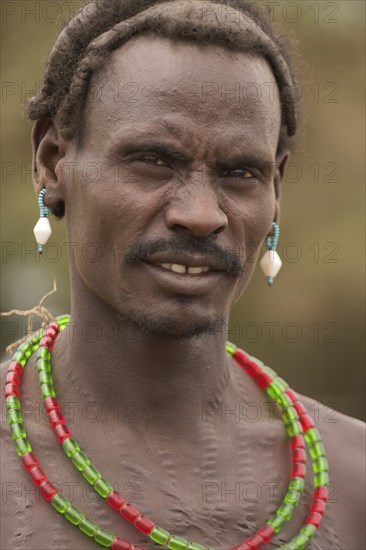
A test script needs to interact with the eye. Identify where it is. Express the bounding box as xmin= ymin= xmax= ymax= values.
xmin=135 ymin=155 xmax=169 ymax=167
xmin=221 ymin=168 xmax=256 ymax=179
